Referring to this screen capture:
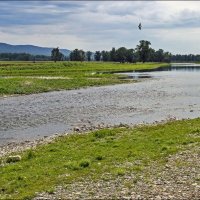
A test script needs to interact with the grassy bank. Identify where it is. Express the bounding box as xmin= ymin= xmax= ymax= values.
xmin=0 ymin=118 xmax=199 ymax=199
xmin=0 ymin=62 xmax=167 ymax=95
